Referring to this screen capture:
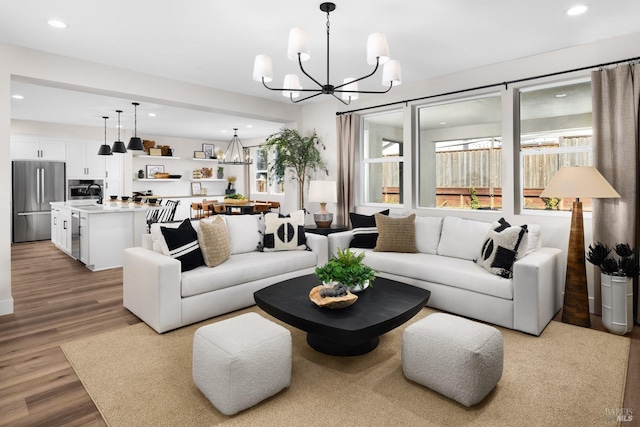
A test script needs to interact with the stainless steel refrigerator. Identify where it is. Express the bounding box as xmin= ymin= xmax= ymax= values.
xmin=12 ymin=160 xmax=66 ymax=243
